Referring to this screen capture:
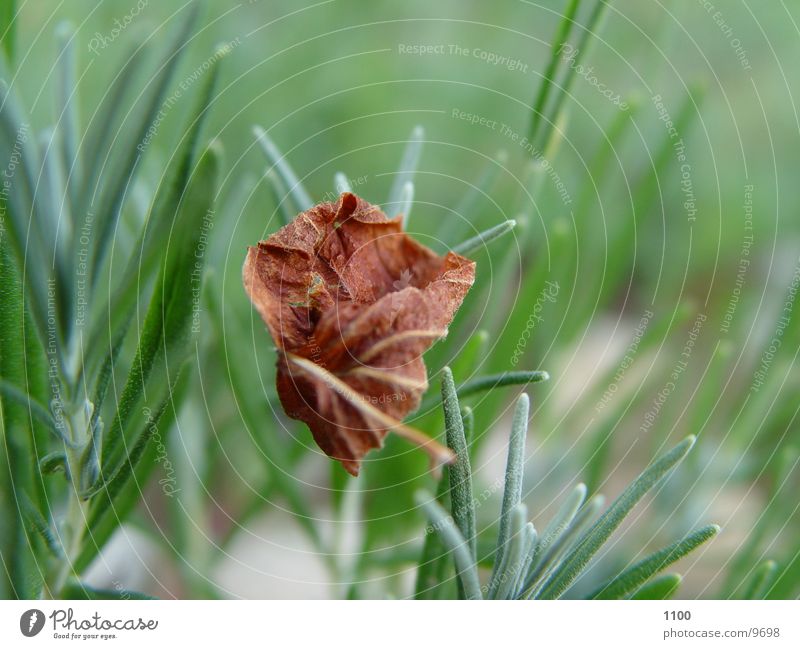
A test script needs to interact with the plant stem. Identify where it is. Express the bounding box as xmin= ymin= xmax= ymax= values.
xmin=44 ymin=405 xmax=91 ymax=598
